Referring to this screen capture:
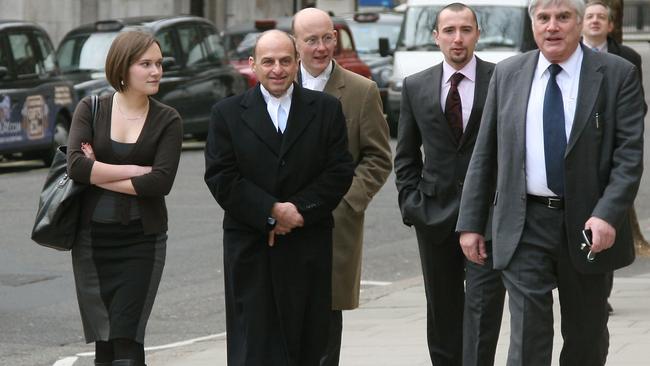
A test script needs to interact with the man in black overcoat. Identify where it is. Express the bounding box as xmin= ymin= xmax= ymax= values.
xmin=204 ymin=30 xmax=354 ymax=366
